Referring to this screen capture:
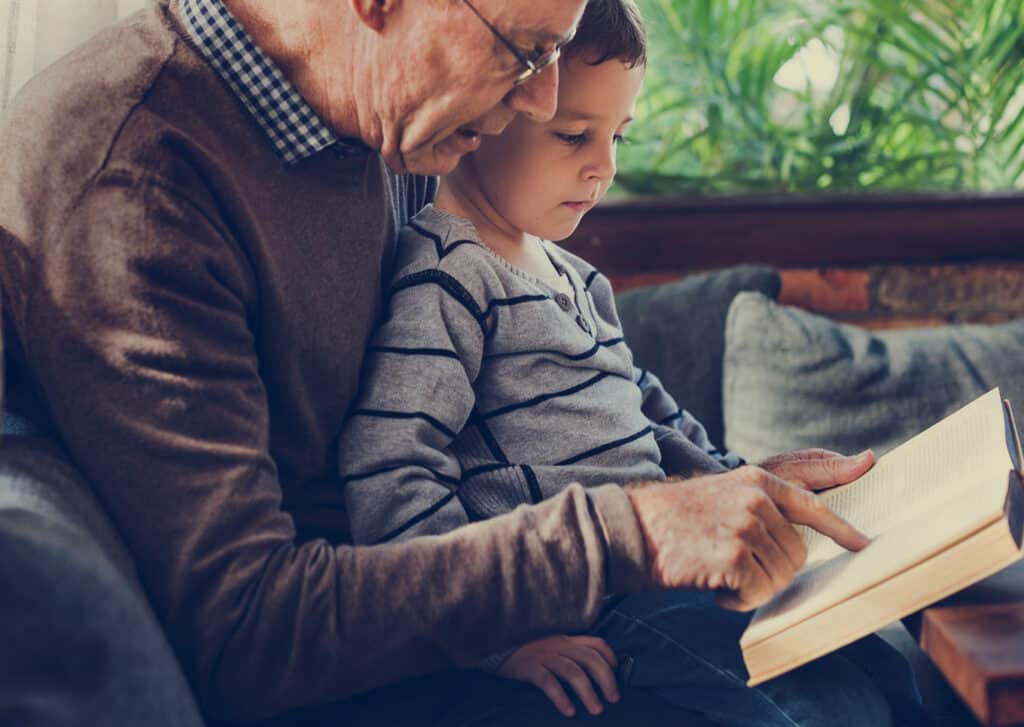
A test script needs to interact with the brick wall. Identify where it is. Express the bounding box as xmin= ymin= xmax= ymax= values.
xmin=563 ymin=195 xmax=1024 ymax=332
xmin=608 ymin=262 xmax=1024 ymax=330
